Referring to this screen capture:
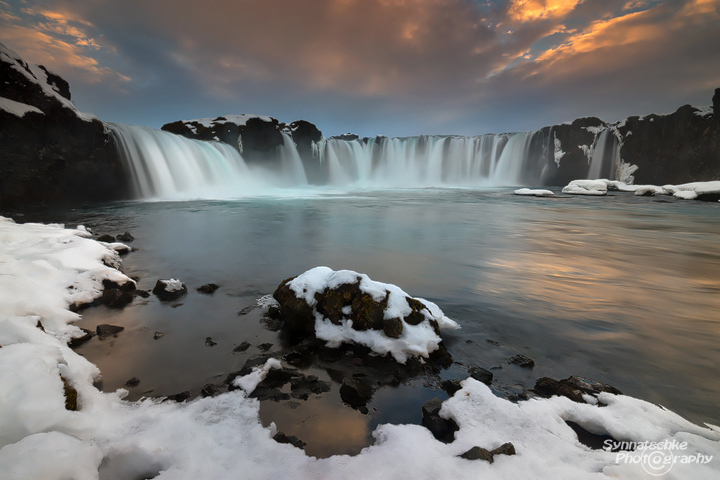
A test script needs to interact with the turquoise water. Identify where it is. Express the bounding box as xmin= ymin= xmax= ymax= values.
xmin=22 ymin=187 xmax=720 ymax=446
